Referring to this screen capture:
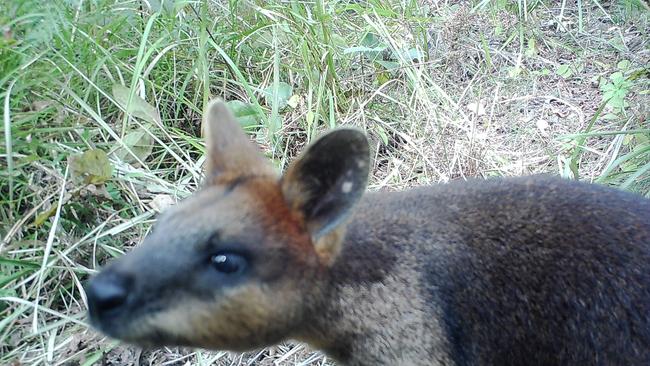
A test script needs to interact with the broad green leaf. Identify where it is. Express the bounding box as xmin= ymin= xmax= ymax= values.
xmin=69 ymin=149 xmax=113 ymax=185
xmin=602 ymin=113 xmax=619 ymax=121
xmin=115 ymin=126 xmax=154 ymax=164
xmin=556 ymin=64 xmax=572 ymax=78
xmin=607 ymin=37 xmax=625 ymax=52
xmin=376 ymin=60 xmax=400 ymax=71
xmin=601 ymin=83 xmax=617 ymax=93
xmin=358 ymin=32 xmax=386 ymax=61
xmin=494 ymin=24 xmax=503 ymax=36
xmin=262 ymin=81 xmax=293 ymax=109
xmin=344 ymin=46 xmax=386 ymax=55
xmin=395 ymin=48 xmax=425 ymax=62
xmin=330 ymin=33 xmax=347 ymax=48
xmin=226 ymin=100 xmax=262 ymax=128
xmin=603 ymin=90 xmax=615 ymax=100
xmin=617 ymin=60 xmax=631 ymax=71
xmin=623 ymin=134 xmax=634 ymax=145
xmin=609 ymin=71 xmax=625 ymax=83
xmin=361 ymin=32 xmax=381 ymax=47
xmin=112 ymin=84 xmax=161 ymax=124
xmin=635 ymin=133 xmax=649 ymax=144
